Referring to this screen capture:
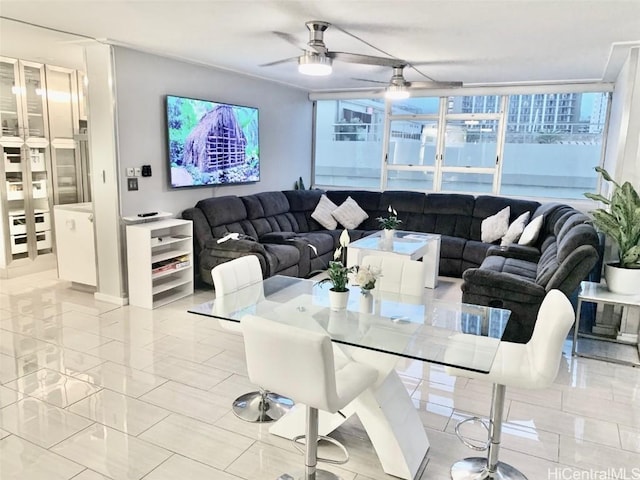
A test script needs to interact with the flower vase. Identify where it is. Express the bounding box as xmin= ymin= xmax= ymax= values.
xmin=329 ymin=288 xmax=350 ymax=311
xmin=359 ymin=288 xmax=374 ymax=314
